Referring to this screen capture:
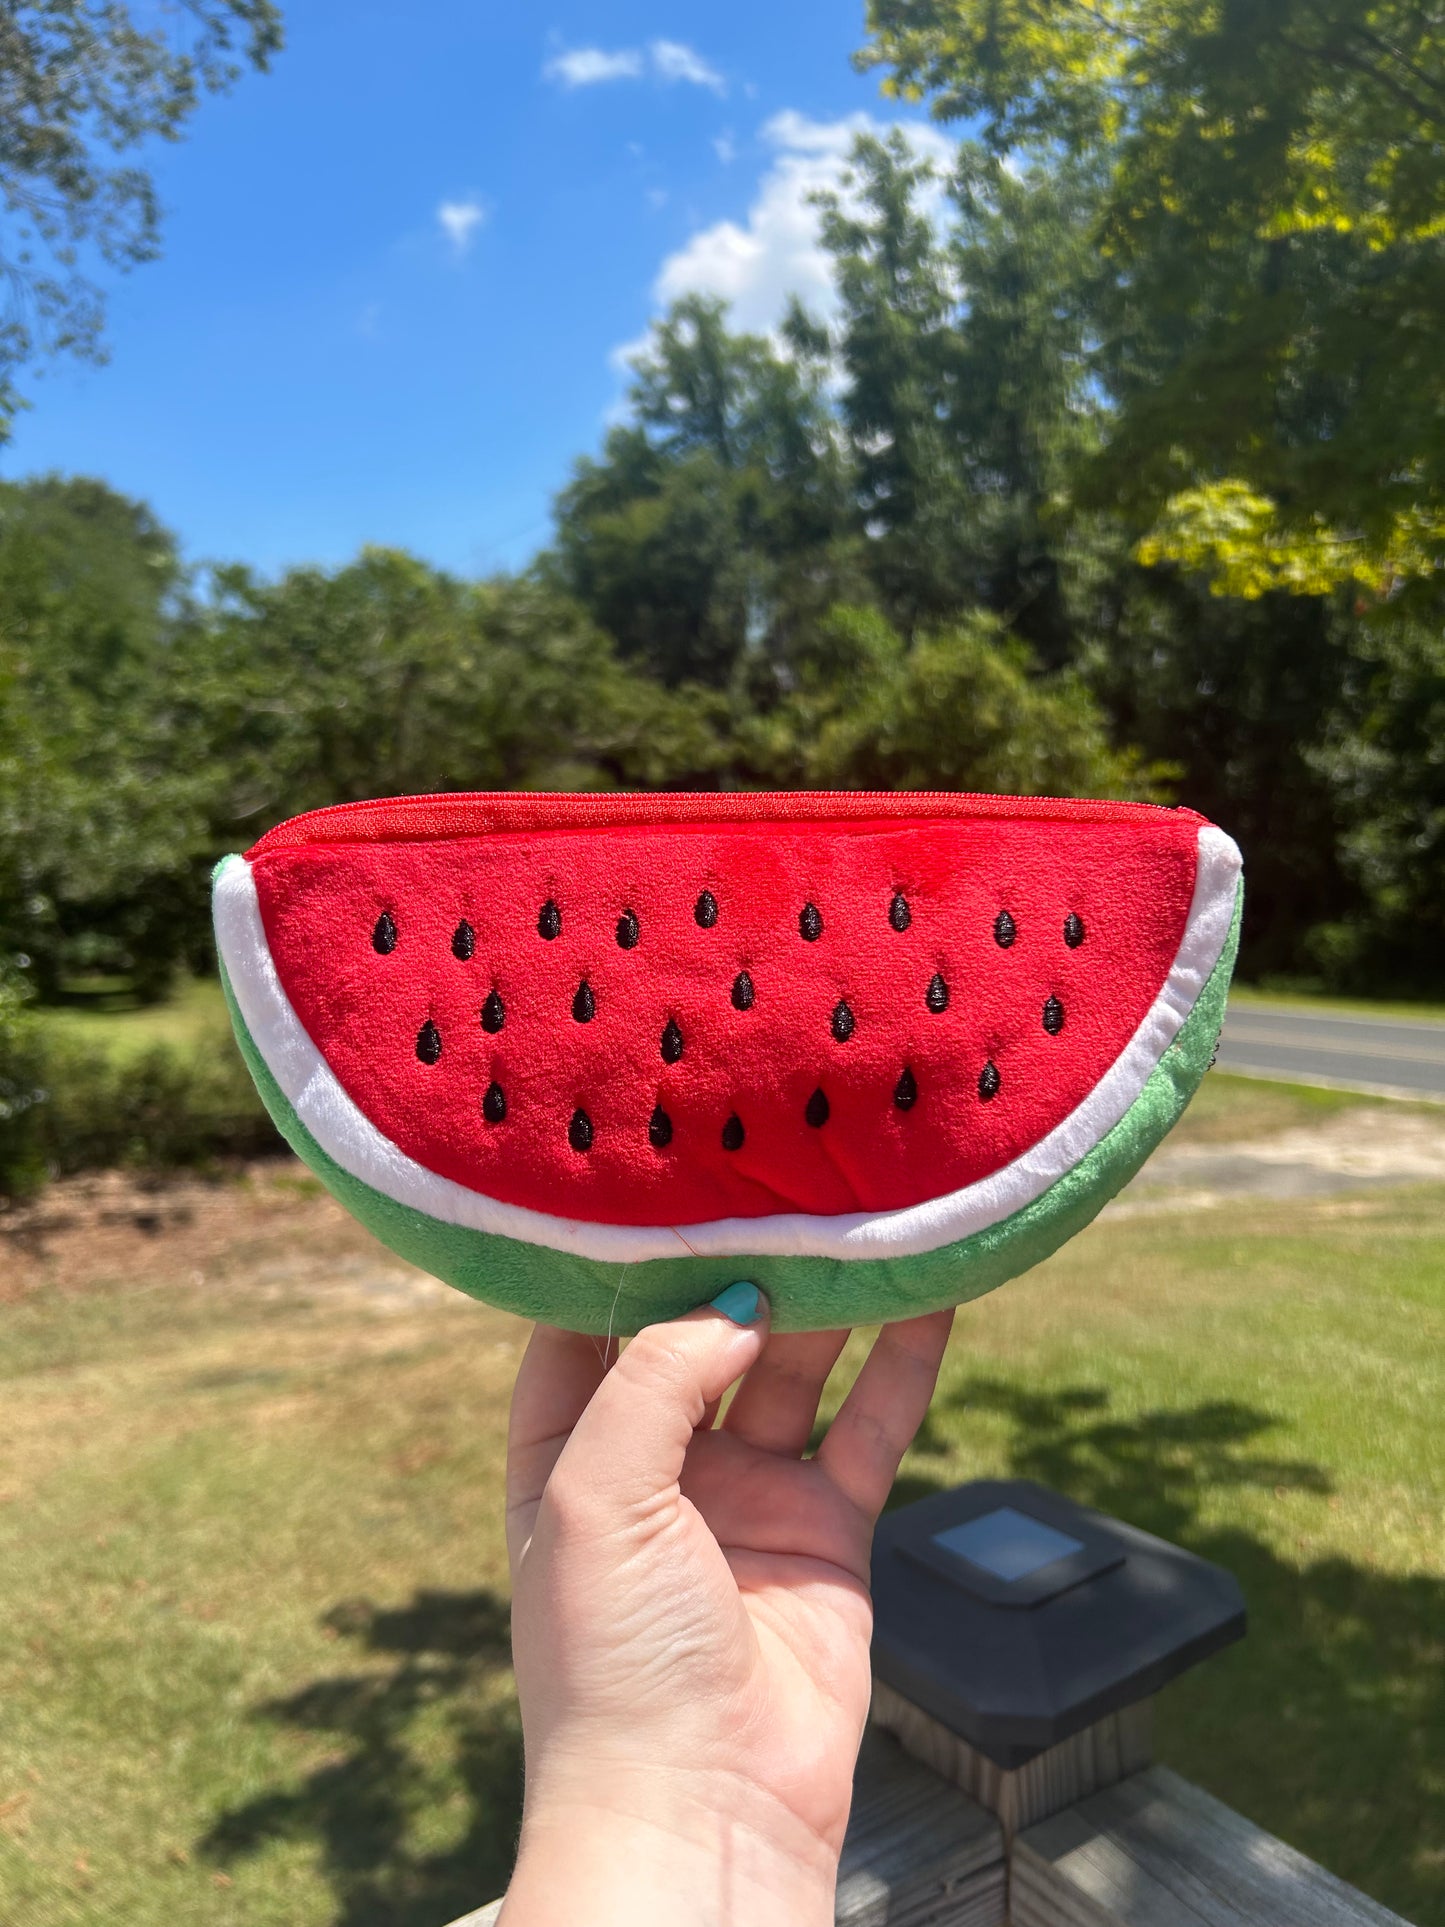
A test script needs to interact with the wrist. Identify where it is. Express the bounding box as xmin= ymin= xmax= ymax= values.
xmin=502 ymin=1757 xmax=839 ymax=1927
